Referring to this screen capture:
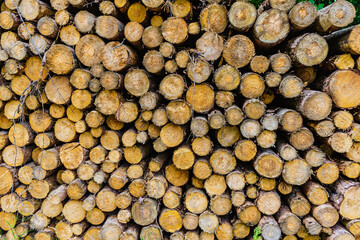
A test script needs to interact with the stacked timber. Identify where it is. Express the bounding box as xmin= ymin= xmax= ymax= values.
xmin=0 ymin=0 xmax=360 ymax=239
